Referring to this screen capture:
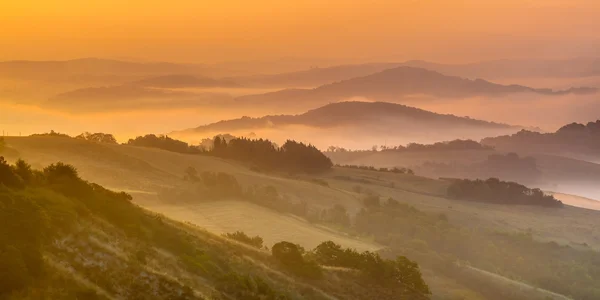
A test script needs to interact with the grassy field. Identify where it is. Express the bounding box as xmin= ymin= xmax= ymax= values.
xmin=145 ymin=200 xmax=380 ymax=251
xmin=327 ymin=149 xmax=600 ymax=200
xmin=4 ymin=136 xmax=600 ymax=299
